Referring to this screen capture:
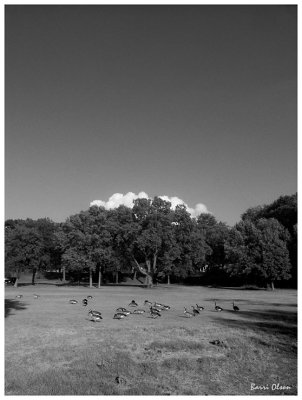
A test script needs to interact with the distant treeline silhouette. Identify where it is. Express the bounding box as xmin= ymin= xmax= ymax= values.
xmin=5 ymin=193 xmax=297 ymax=290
